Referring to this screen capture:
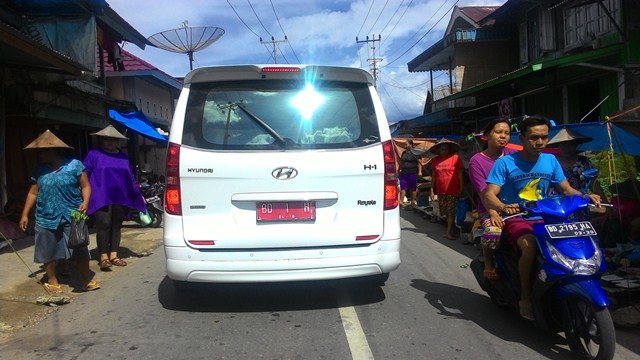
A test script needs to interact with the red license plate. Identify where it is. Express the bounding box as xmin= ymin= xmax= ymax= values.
xmin=256 ymin=201 xmax=316 ymax=222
